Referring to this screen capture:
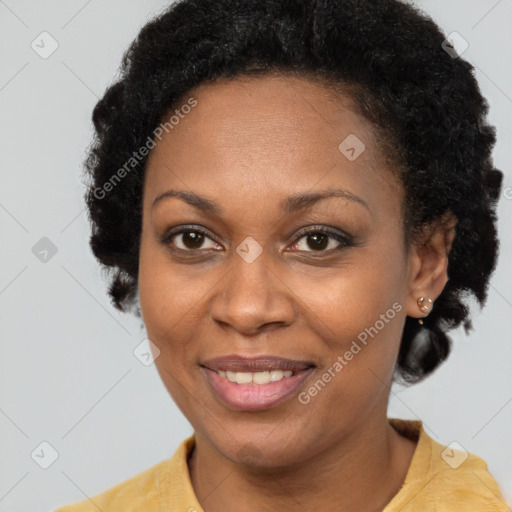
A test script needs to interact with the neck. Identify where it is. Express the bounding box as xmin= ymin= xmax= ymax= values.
xmin=188 ymin=413 xmax=417 ymax=512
